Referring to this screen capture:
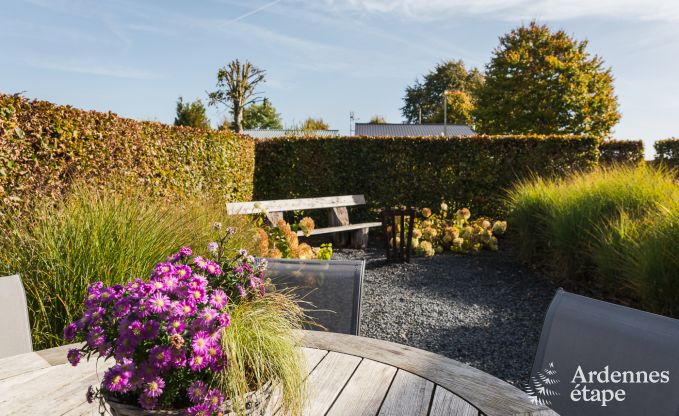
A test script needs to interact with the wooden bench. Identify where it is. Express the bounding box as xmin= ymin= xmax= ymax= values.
xmin=226 ymin=195 xmax=381 ymax=249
